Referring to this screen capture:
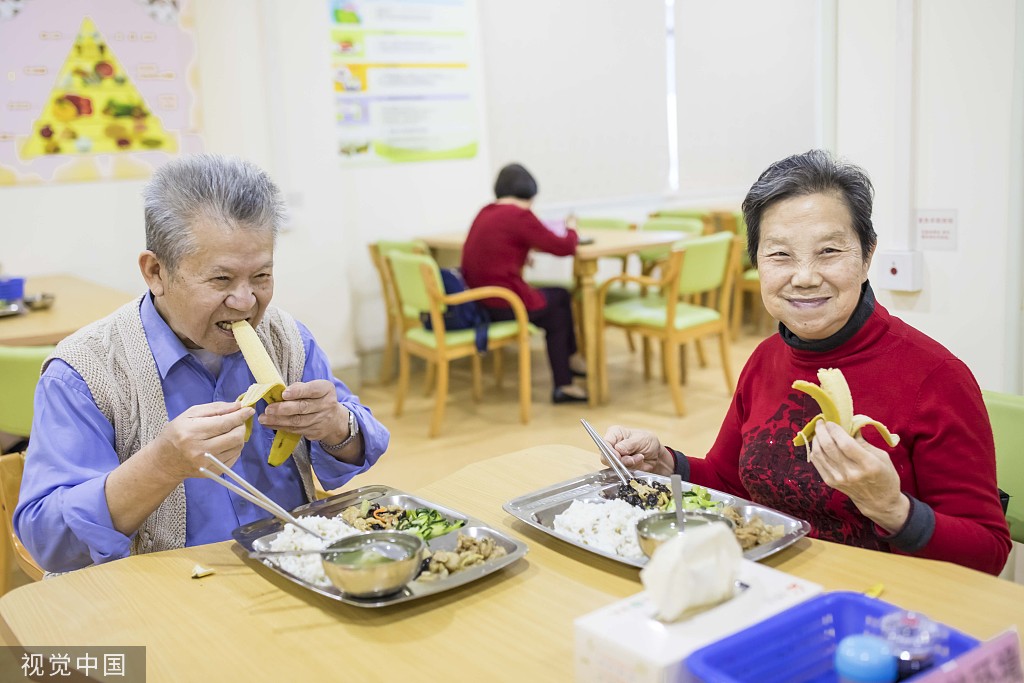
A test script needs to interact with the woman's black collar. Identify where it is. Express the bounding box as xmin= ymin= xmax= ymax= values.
xmin=779 ymin=281 xmax=875 ymax=352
